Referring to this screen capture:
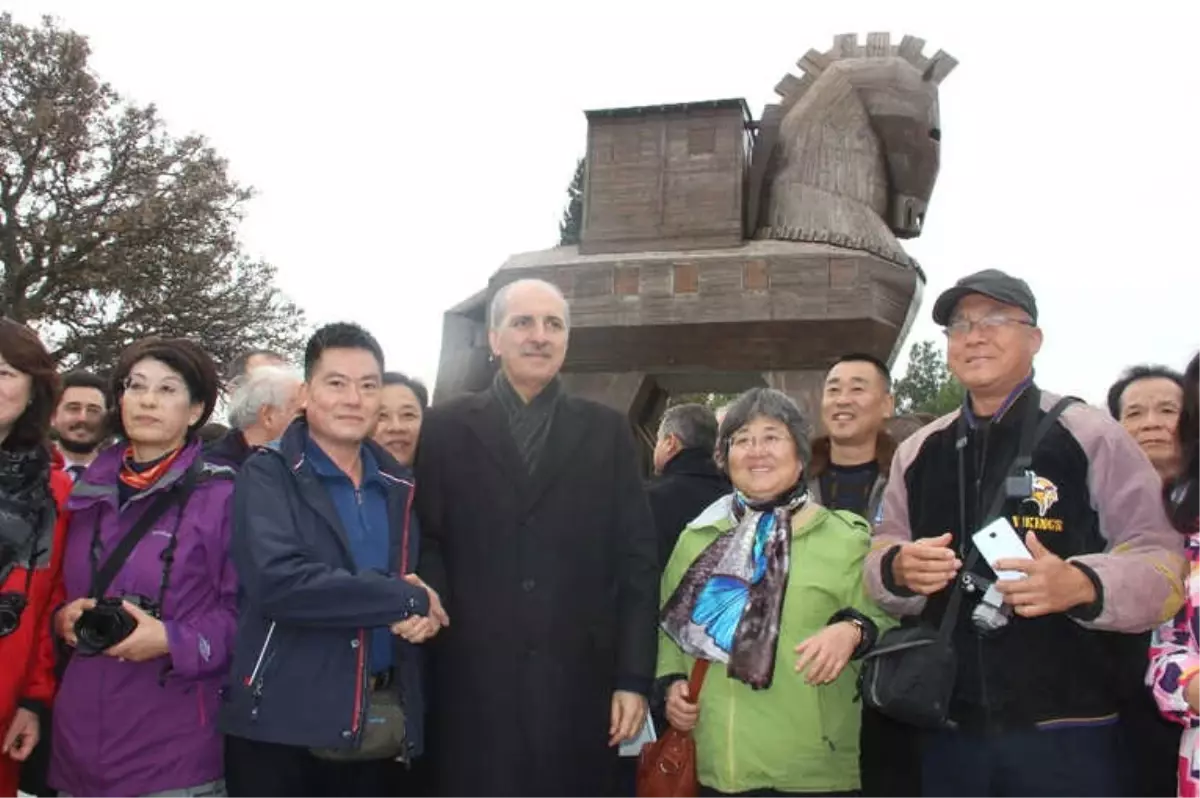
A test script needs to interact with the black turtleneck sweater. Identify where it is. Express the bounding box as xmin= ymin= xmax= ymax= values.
xmin=817 ymin=460 xmax=880 ymax=518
